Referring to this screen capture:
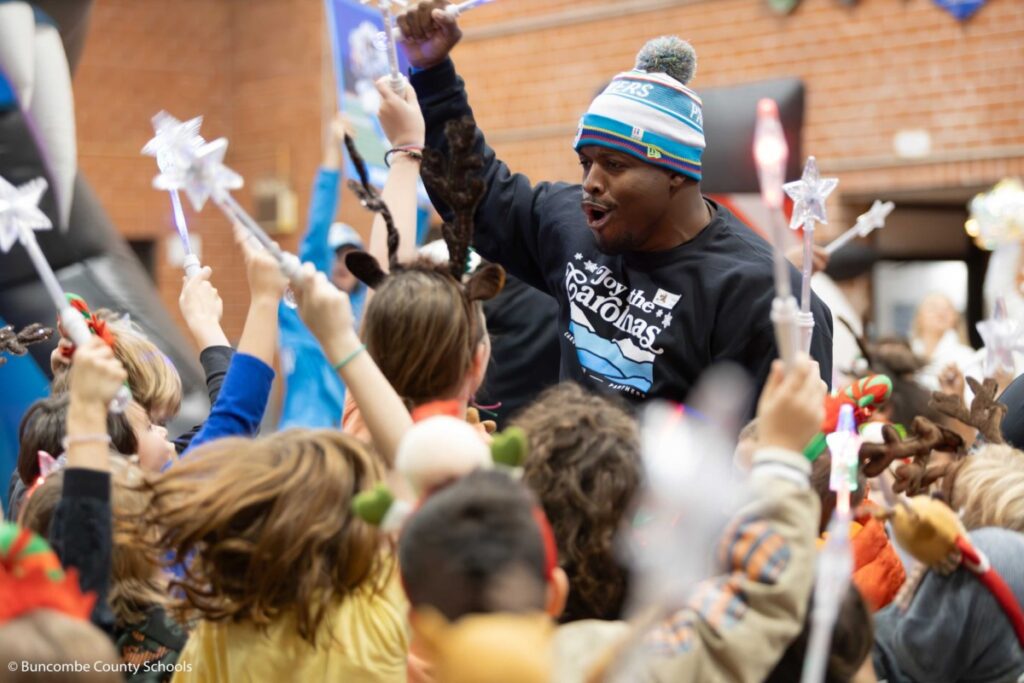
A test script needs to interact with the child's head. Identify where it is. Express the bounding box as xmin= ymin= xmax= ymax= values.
xmin=946 ymin=444 xmax=1024 ymax=533
xmin=18 ymin=469 xmax=63 ymax=535
xmin=124 ymin=400 xmax=176 ymax=471
xmin=0 ymin=523 xmax=120 ymax=681
xmin=764 ymin=584 xmax=874 ymax=683
xmin=108 ymin=458 xmax=167 ymax=626
xmin=144 ymin=430 xmax=386 ymax=645
xmin=97 ymin=311 xmax=182 ymax=424
xmin=514 ymin=383 xmax=640 ymax=622
xmin=361 ymin=265 xmax=494 ymax=407
xmin=17 ymin=394 xmax=137 ymax=485
xmin=0 ymin=610 xmax=122 ymax=682
xmin=399 ymin=469 xmax=567 ymax=622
